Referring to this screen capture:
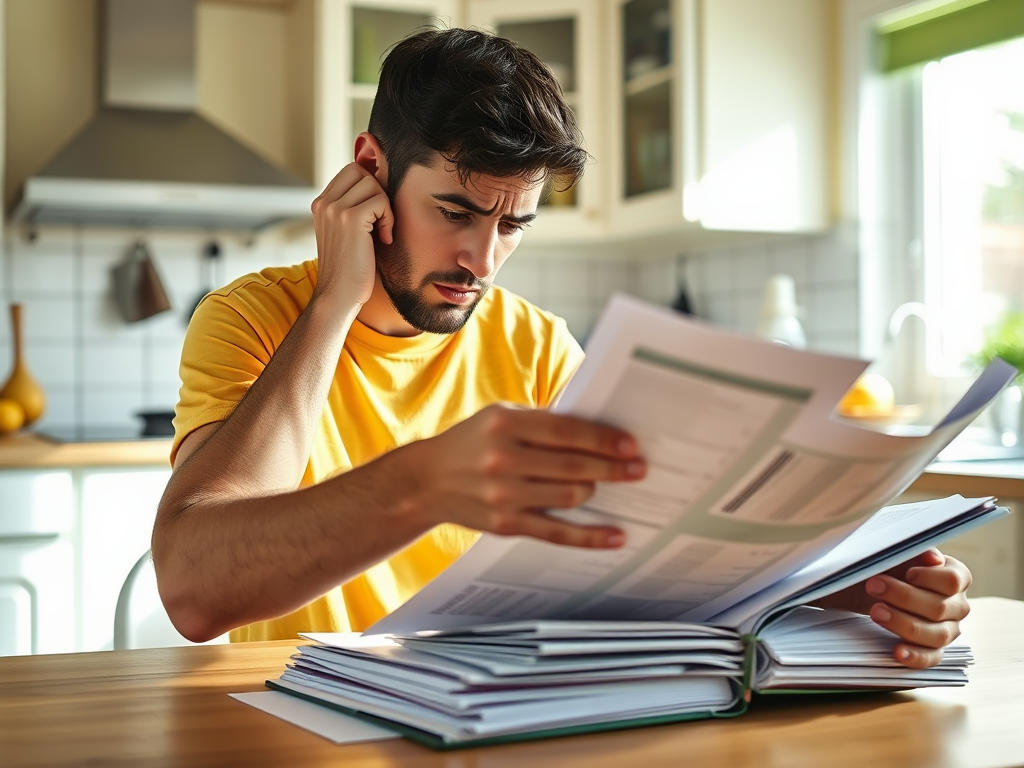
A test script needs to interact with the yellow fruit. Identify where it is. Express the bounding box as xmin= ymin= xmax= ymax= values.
xmin=0 ymin=397 xmax=25 ymax=434
xmin=838 ymin=373 xmax=896 ymax=418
